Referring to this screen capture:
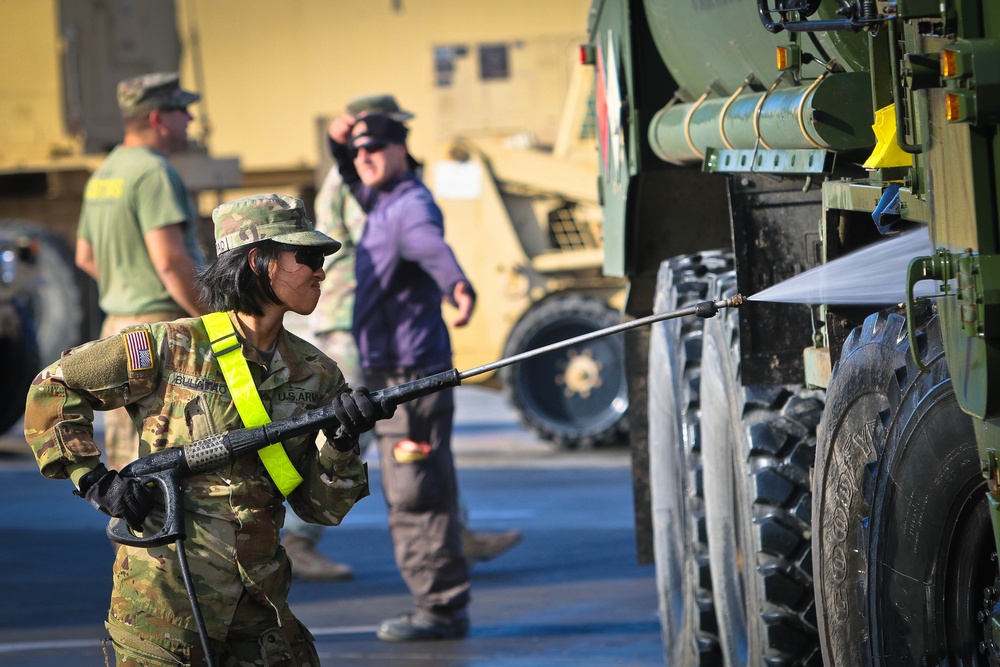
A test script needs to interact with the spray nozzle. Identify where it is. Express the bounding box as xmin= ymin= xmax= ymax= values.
xmin=695 ymin=294 xmax=745 ymax=318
